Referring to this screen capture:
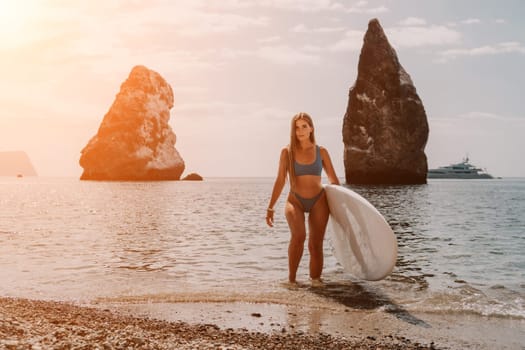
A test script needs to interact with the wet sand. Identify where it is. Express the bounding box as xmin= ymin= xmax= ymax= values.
xmin=1 ymin=297 xmax=435 ymax=349
xmin=104 ymin=300 xmax=524 ymax=350
xmin=3 ymin=294 xmax=524 ymax=349
xmin=88 ymin=280 xmax=525 ymax=350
